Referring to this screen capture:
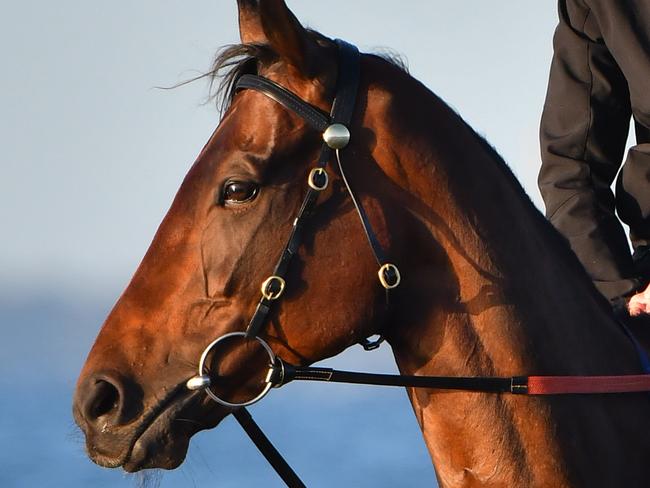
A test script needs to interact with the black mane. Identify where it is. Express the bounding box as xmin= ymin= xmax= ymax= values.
xmin=205 ymin=43 xmax=276 ymax=114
